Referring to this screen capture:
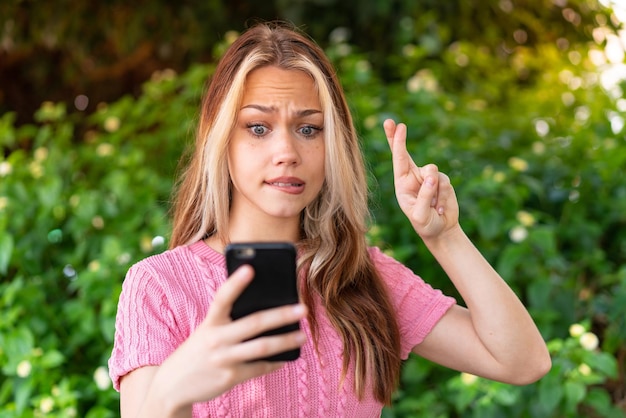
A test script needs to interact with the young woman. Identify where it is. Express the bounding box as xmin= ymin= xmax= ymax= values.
xmin=108 ymin=21 xmax=551 ymax=417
